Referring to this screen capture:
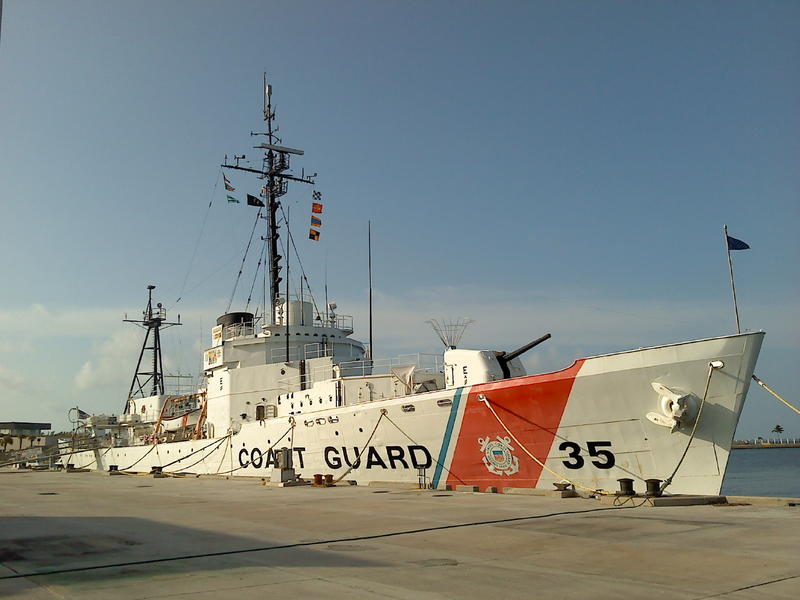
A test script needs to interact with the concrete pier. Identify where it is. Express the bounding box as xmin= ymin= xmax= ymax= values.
xmin=1 ymin=470 xmax=798 ymax=599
